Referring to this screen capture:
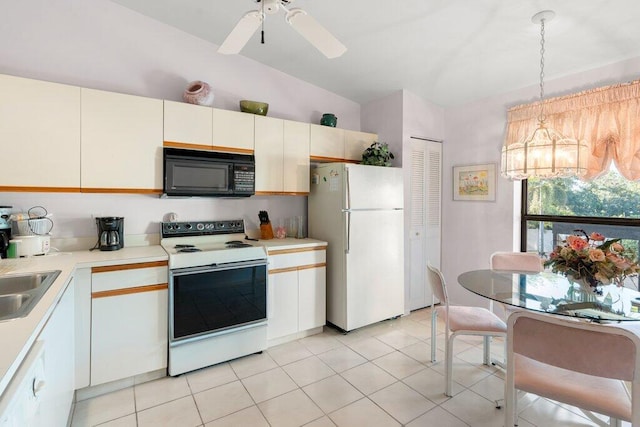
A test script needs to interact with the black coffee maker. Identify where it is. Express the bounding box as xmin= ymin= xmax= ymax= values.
xmin=96 ymin=217 xmax=124 ymax=251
